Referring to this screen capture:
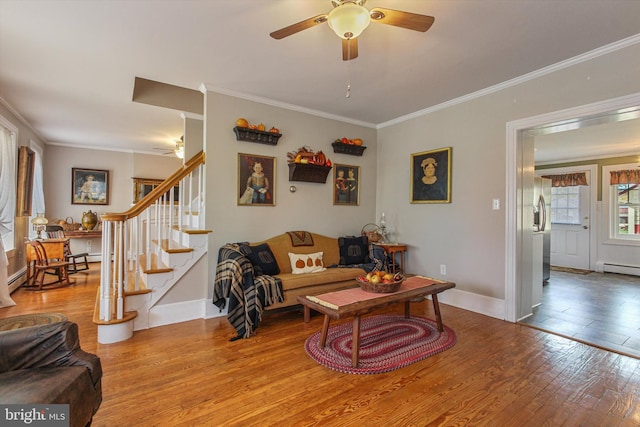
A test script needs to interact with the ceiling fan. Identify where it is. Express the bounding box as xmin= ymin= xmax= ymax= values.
xmin=270 ymin=0 xmax=435 ymax=61
xmin=153 ymin=138 xmax=184 ymax=159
